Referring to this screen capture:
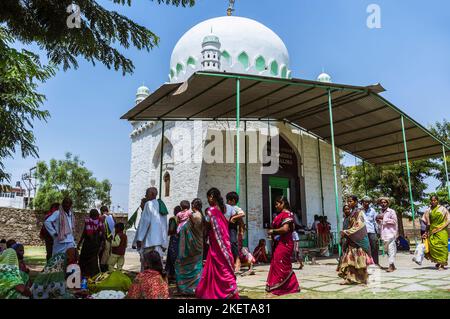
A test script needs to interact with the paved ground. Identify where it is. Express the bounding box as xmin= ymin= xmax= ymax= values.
xmin=122 ymin=250 xmax=450 ymax=298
